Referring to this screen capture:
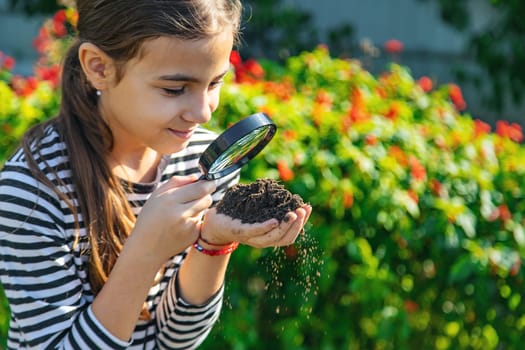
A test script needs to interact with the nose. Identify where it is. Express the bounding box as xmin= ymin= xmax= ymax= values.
xmin=183 ymin=91 xmax=213 ymax=124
